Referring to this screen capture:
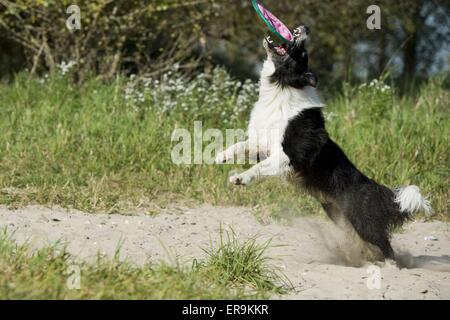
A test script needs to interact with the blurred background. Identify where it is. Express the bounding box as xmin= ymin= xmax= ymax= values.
xmin=1 ymin=0 xmax=449 ymax=90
